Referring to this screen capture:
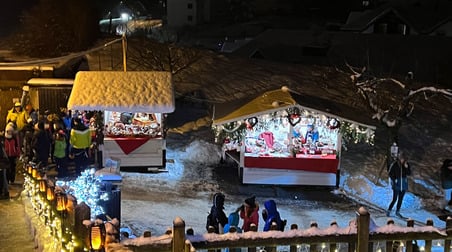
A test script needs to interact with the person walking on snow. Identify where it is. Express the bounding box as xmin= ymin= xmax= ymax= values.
xmin=386 ymin=152 xmax=412 ymax=218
